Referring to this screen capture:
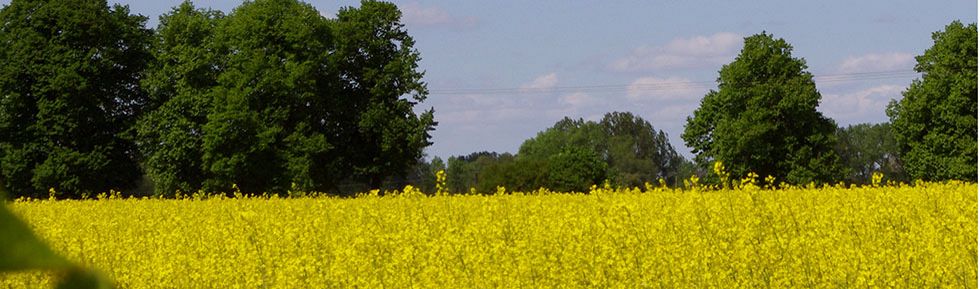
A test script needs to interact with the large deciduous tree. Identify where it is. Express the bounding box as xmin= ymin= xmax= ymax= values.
xmin=136 ymin=0 xmax=435 ymax=195
xmin=201 ymin=0 xmax=337 ymax=194
xmin=136 ymin=1 xmax=223 ymax=196
xmin=332 ymin=0 xmax=436 ymax=189
xmin=0 ymin=0 xmax=152 ymax=198
xmin=887 ymin=21 xmax=977 ymax=181
xmin=682 ymin=32 xmax=843 ymax=184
